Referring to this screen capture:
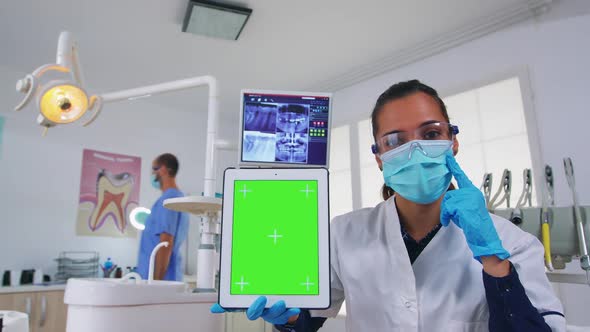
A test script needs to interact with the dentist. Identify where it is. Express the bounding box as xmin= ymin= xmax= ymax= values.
xmin=137 ymin=153 xmax=189 ymax=281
